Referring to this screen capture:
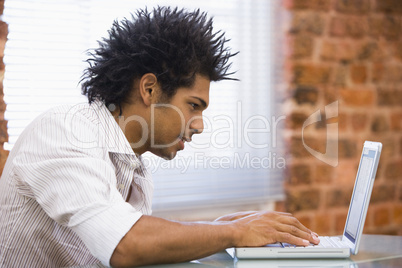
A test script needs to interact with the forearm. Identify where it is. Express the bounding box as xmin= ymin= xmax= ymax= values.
xmin=110 ymin=215 xmax=236 ymax=267
xmin=110 ymin=211 xmax=320 ymax=267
